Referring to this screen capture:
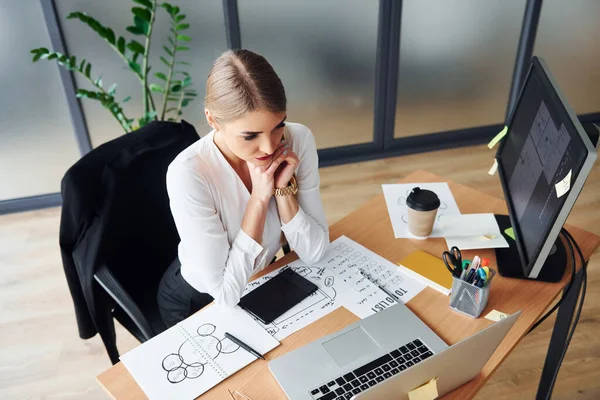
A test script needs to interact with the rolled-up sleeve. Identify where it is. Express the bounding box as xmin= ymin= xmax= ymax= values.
xmin=281 ymin=127 xmax=330 ymax=264
xmin=166 ymin=163 xmax=266 ymax=307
